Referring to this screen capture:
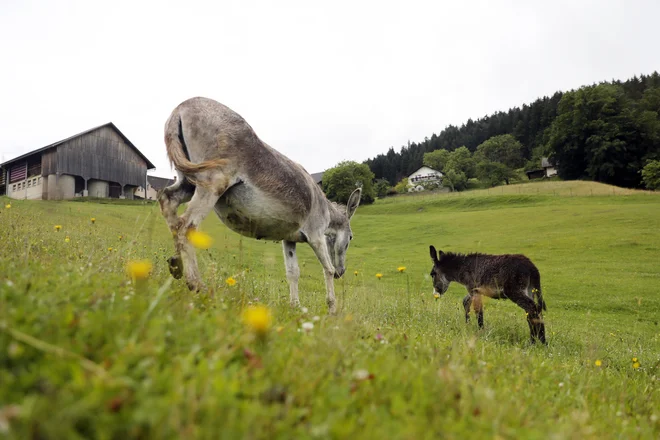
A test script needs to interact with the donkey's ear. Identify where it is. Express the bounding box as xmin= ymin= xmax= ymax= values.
xmin=346 ymin=188 xmax=362 ymax=220
xmin=429 ymin=245 xmax=438 ymax=262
